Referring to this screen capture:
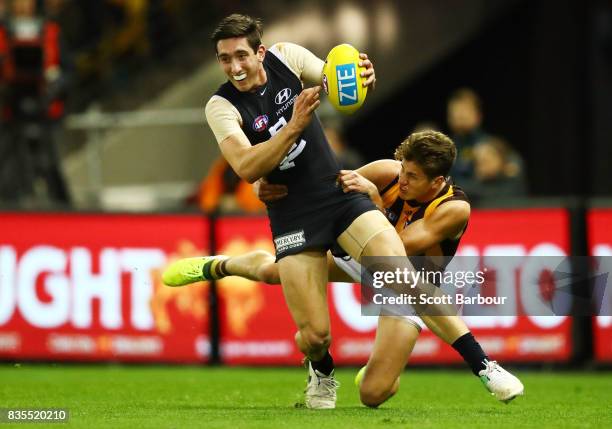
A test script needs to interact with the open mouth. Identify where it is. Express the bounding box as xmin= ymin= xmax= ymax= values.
xmin=233 ymin=73 xmax=247 ymax=82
